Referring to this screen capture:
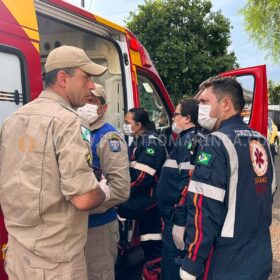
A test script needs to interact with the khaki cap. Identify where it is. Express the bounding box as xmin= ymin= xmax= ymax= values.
xmin=91 ymin=83 xmax=107 ymax=102
xmin=45 ymin=45 xmax=107 ymax=76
